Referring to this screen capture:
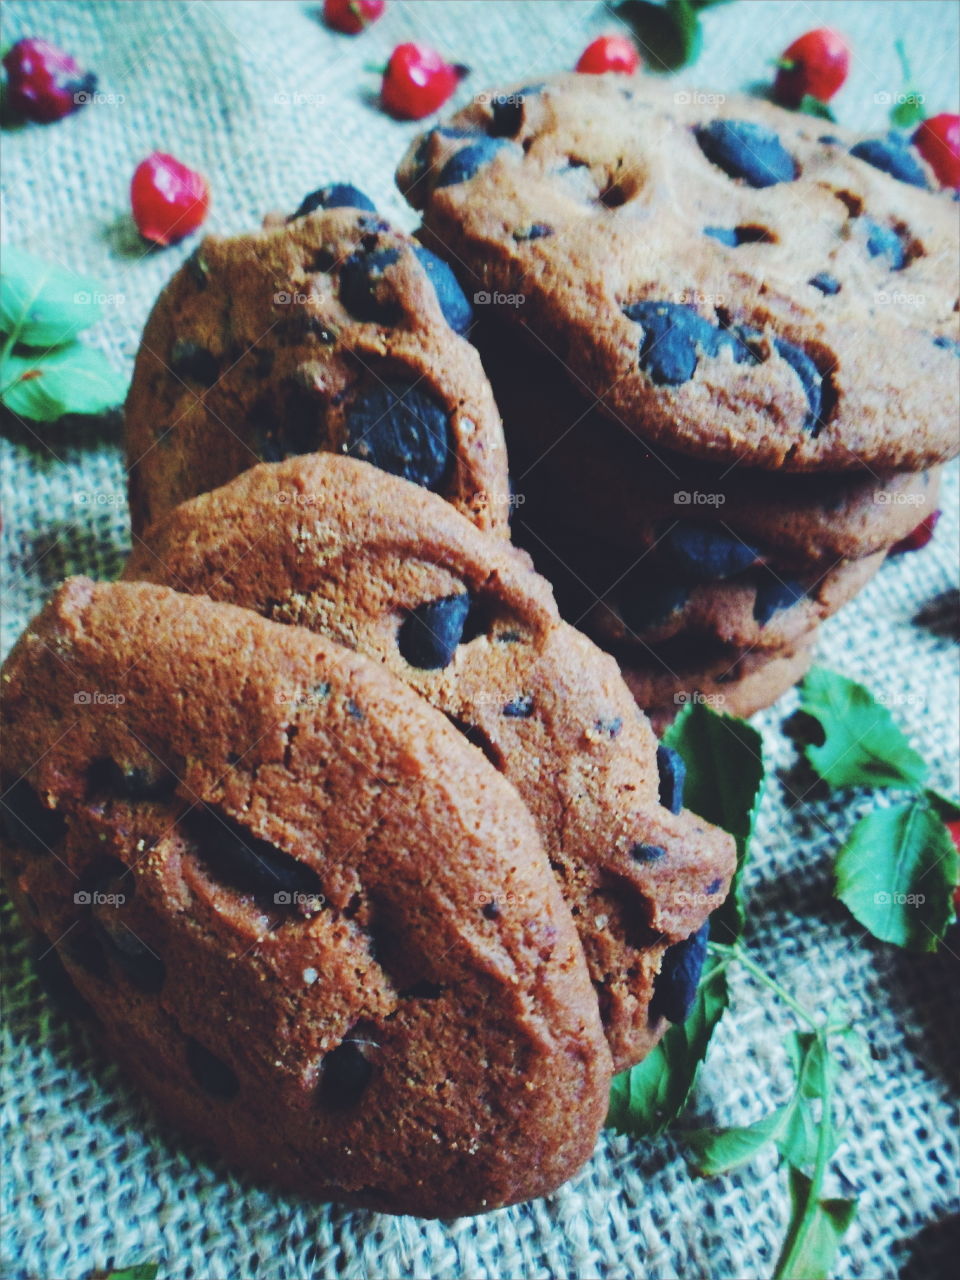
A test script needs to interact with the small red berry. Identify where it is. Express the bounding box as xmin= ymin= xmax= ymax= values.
xmin=890 ymin=509 xmax=942 ymax=555
xmin=323 ymin=0 xmax=385 ymax=35
xmin=774 ymin=28 xmax=849 ymax=108
xmin=576 ymin=35 xmax=641 ymax=75
xmin=131 ymin=153 xmax=210 ymax=247
xmin=381 ymin=43 xmax=464 ymax=121
xmin=913 ymin=114 xmax=960 ymax=191
xmin=2 ymin=37 xmax=97 ymax=123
